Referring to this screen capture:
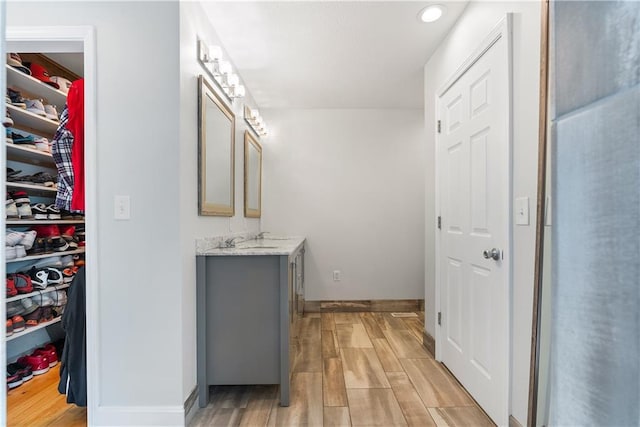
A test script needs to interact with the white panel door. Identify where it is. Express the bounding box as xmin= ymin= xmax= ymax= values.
xmin=437 ymin=20 xmax=510 ymax=426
